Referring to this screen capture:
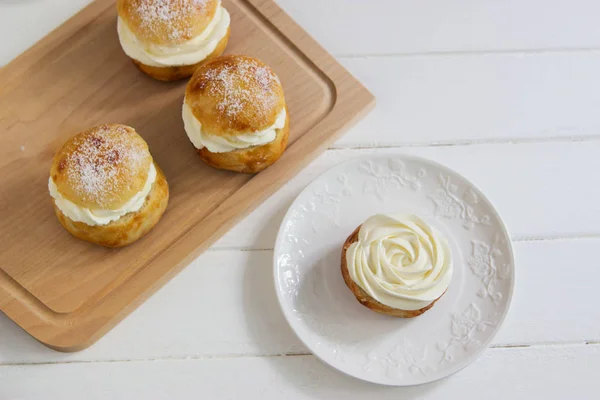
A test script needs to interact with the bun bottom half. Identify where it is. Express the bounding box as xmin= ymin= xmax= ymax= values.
xmin=53 ymin=163 xmax=169 ymax=248
xmin=197 ymin=106 xmax=290 ymax=174
xmin=131 ymin=28 xmax=230 ymax=82
xmin=341 ymin=225 xmax=445 ymax=318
